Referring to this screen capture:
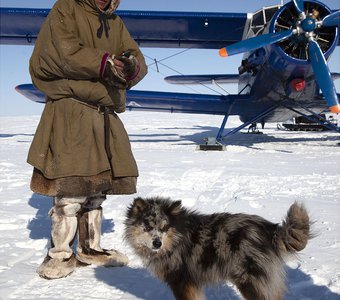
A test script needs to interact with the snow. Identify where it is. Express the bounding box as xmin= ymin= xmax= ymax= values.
xmin=0 ymin=112 xmax=339 ymax=300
